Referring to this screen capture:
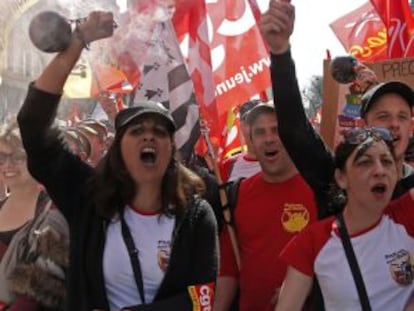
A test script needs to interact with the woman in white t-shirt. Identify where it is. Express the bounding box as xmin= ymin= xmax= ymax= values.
xmin=275 ymin=127 xmax=414 ymax=311
xmin=17 ymin=11 xmax=218 ymax=311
